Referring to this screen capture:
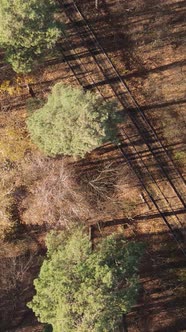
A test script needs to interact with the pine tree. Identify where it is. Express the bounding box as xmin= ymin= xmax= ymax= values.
xmin=28 ymin=227 xmax=144 ymax=332
xmin=27 ymin=84 xmax=121 ymax=158
xmin=0 ymin=0 xmax=62 ymax=73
